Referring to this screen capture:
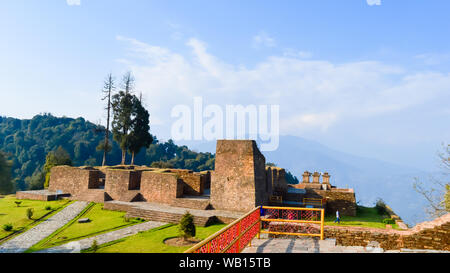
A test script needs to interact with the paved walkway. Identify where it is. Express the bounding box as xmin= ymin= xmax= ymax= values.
xmin=37 ymin=220 xmax=167 ymax=253
xmin=242 ymin=237 xmax=385 ymax=253
xmin=0 ymin=201 xmax=89 ymax=253
xmin=242 ymin=236 xmax=450 ymax=253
